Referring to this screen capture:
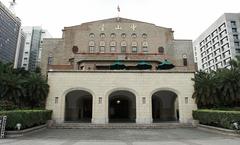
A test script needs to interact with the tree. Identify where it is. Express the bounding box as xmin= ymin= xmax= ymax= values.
xmin=24 ymin=73 xmax=49 ymax=108
xmin=192 ymin=71 xmax=219 ymax=108
xmin=1 ymin=72 xmax=25 ymax=106
xmin=217 ymin=68 xmax=240 ymax=106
